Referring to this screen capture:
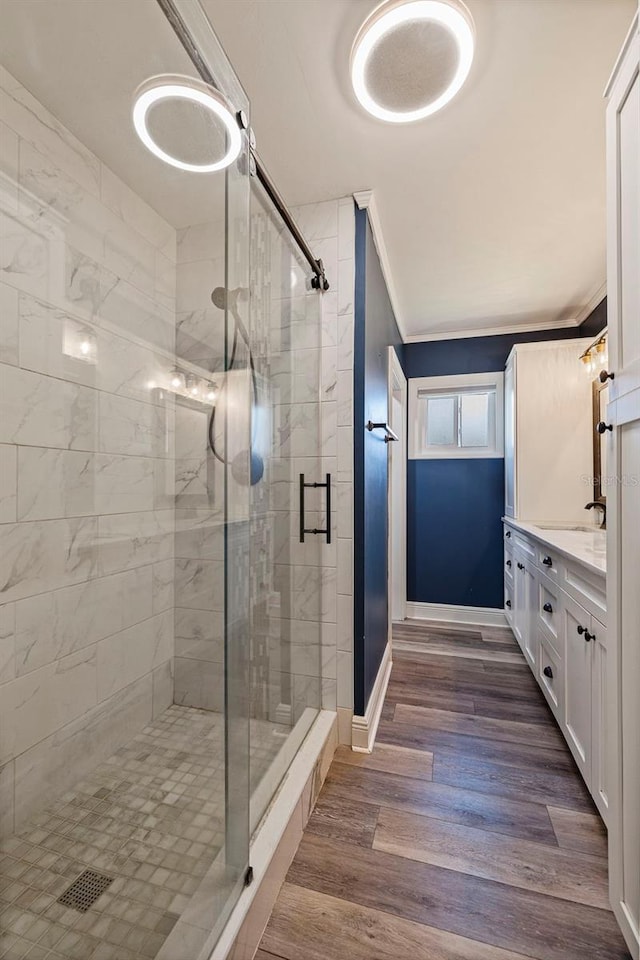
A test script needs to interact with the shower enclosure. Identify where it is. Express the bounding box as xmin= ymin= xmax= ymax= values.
xmin=0 ymin=1 xmax=326 ymax=957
